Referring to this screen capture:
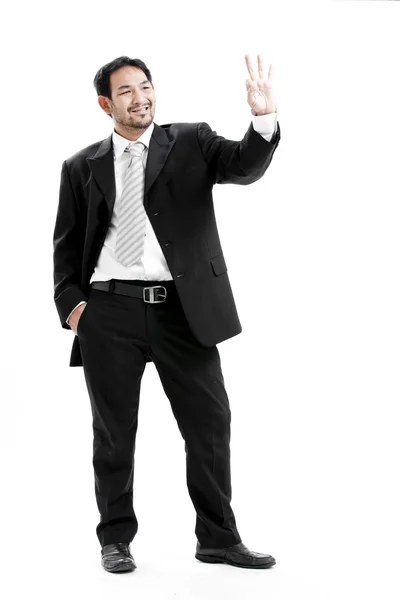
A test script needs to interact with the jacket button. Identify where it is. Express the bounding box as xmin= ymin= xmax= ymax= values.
xmin=153 ymin=211 xmax=159 ymax=216
xmin=164 ymin=241 xmax=171 ymax=247
xmin=176 ymin=272 xmax=184 ymax=278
